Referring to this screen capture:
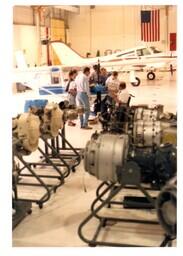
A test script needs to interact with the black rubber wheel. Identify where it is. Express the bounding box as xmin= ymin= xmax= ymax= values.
xmin=27 ymin=209 xmax=32 ymax=214
xmin=131 ymin=77 xmax=141 ymax=86
xmin=147 ymin=71 xmax=156 ymax=80
xmin=72 ymin=167 xmax=76 ymax=173
xmin=39 ymin=203 xmax=43 ymax=209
